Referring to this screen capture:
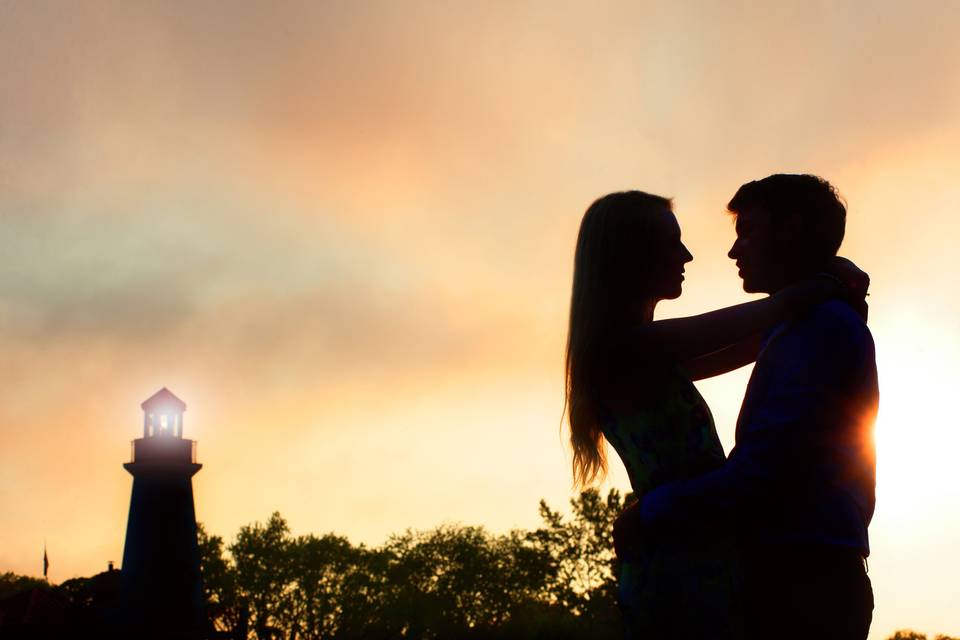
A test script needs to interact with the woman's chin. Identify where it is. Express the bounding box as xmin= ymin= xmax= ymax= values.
xmin=663 ymin=286 xmax=683 ymax=300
